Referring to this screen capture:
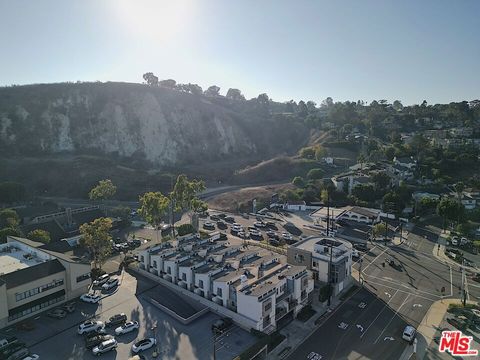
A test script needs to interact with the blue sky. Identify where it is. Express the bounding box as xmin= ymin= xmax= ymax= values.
xmin=0 ymin=0 xmax=479 ymax=105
